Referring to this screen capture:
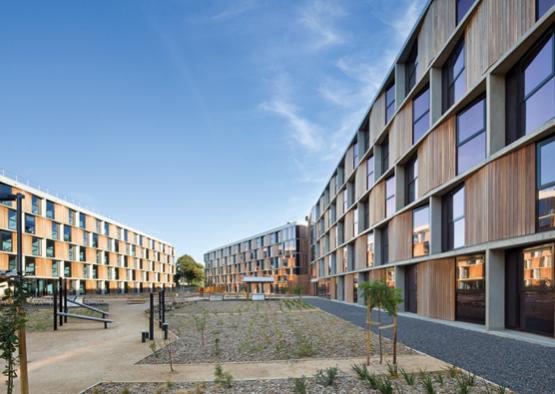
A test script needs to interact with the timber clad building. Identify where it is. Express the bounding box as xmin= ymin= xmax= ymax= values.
xmin=309 ymin=0 xmax=555 ymax=338
xmin=204 ymin=223 xmax=309 ymax=294
xmin=0 ymin=175 xmax=176 ymax=294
